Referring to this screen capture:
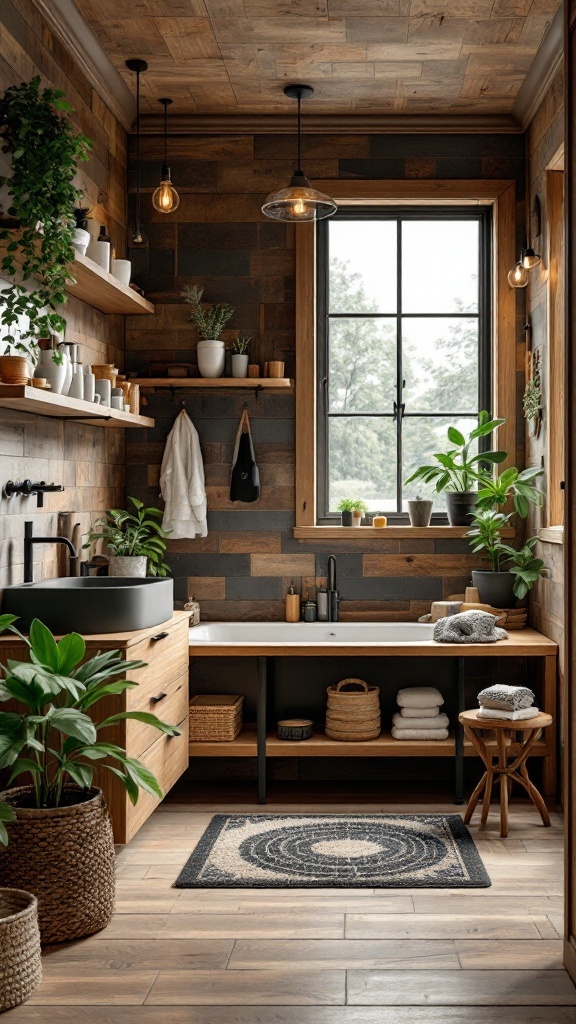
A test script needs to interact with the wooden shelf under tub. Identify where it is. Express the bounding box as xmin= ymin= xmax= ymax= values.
xmin=0 ymin=384 xmax=154 ymax=428
xmin=189 ymin=724 xmax=548 ymax=760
